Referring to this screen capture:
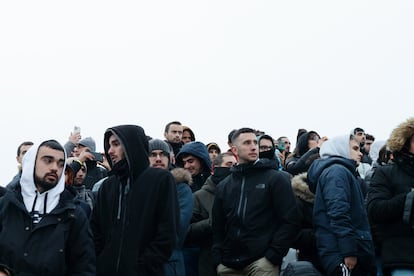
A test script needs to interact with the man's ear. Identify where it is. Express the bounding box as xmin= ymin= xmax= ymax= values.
xmin=231 ymin=146 xmax=238 ymax=157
